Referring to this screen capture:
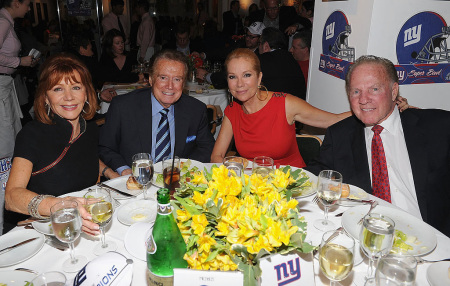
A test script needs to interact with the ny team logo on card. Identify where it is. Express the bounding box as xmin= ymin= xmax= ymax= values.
xmin=395 ymin=11 xmax=450 ymax=84
xmin=319 ymin=10 xmax=355 ymax=80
